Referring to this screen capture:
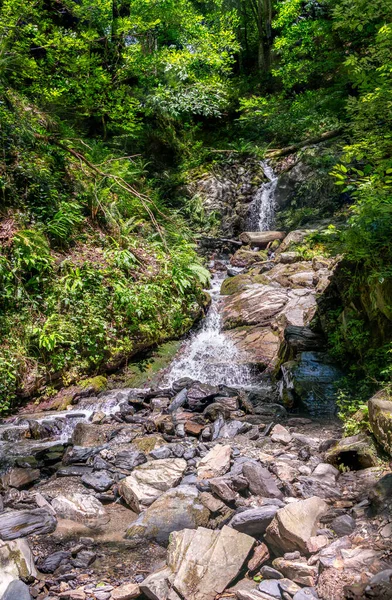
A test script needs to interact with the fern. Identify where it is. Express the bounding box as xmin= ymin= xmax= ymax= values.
xmin=46 ymin=202 xmax=84 ymax=242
